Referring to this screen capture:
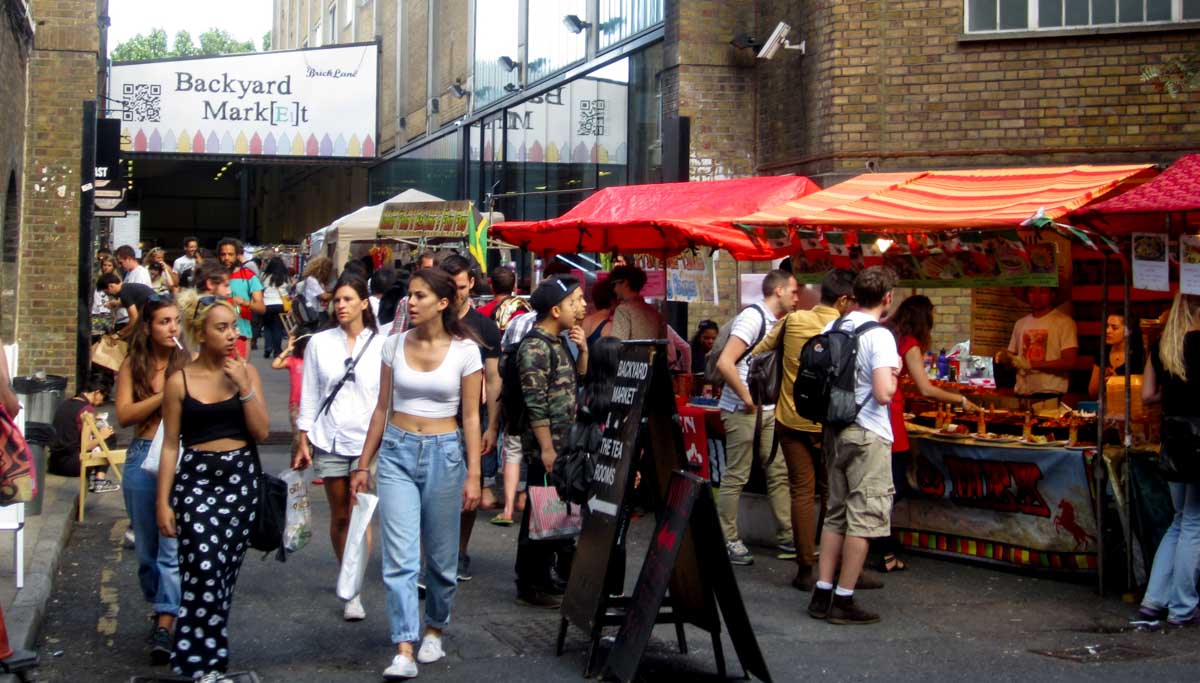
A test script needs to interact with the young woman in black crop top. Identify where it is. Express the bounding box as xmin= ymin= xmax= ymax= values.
xmin=114 ymin=297 xmax=188 ymax=665
xmin=155 ymin=299 xmax=268 ymax=679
